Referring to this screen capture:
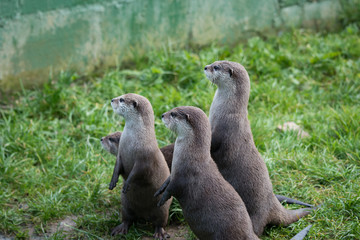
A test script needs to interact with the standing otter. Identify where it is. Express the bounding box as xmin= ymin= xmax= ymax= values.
xmin=101 ymin=131 xmax=174 ymax=170
xmin=101 ymin=134 xmax=313 ymax=206
xmin=156 ymin=106 xmax=259 ymax=240
xmin=204 ymin=61 xmax=312 ymax=235
xmin=101 ymin=138 xmax=312 ymax=208
xmin=109 ymin=93 xmax=171 ymax=239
